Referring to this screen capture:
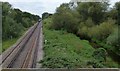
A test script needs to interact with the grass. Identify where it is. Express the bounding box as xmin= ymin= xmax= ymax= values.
xmin=41 ymin=28 xmax=95 ymax=68
xmin=2 ymin=38 xmax=18 ymax=52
